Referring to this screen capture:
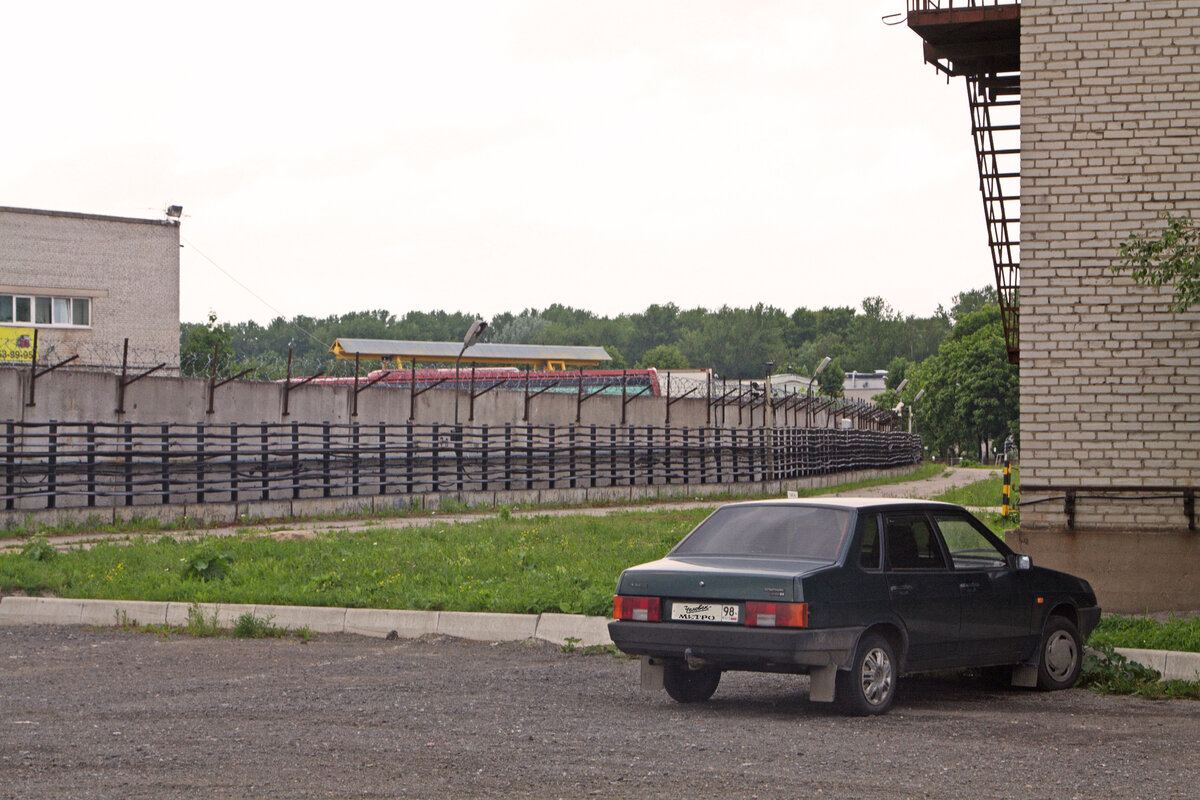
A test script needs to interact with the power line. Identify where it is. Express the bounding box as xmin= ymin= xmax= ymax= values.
xmin=181 ymin=235 xmax=331 ymax=351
